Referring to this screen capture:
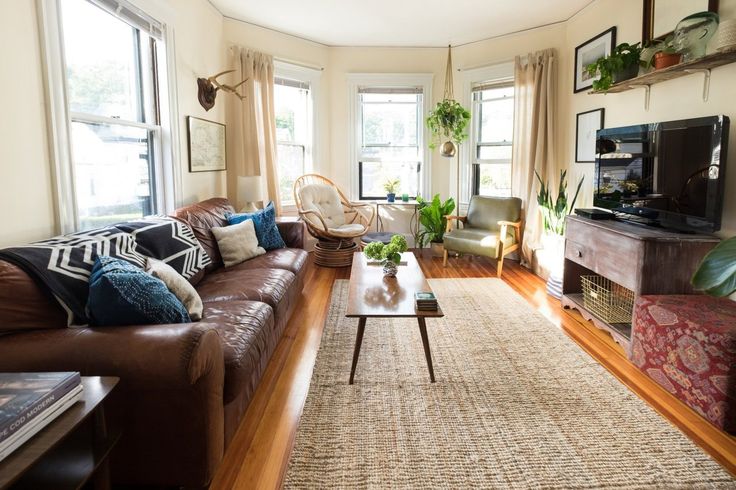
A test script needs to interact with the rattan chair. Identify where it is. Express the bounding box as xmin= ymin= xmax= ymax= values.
xmin=293 ymin=174 xmax=375 ymax=267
